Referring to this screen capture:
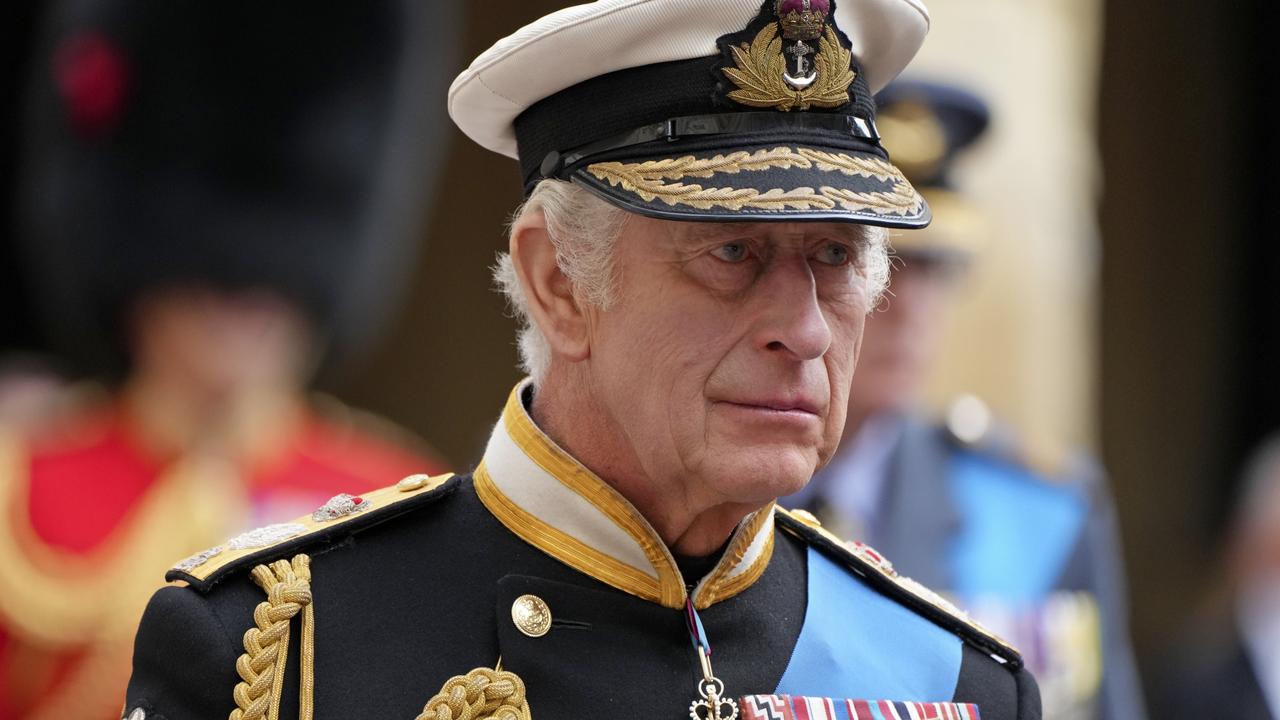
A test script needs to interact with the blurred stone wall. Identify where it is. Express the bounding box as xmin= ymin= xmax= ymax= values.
xmin=909 ymin=0 xmax=1104 ymax=460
